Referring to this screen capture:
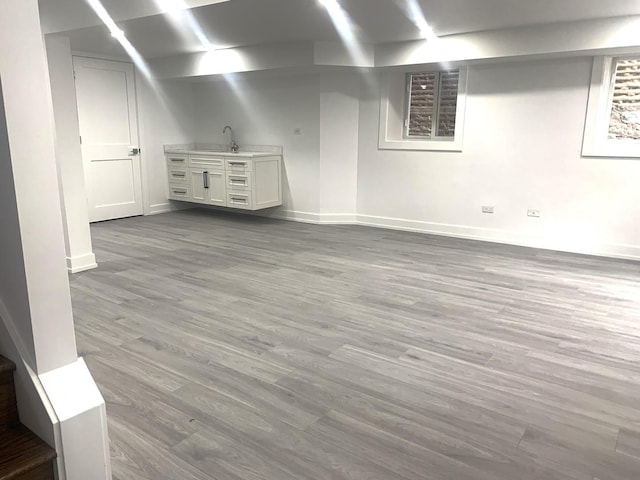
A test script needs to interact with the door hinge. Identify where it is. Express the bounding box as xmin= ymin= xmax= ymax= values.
xmin=79 ymin=135 xmax=82 ymax=144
